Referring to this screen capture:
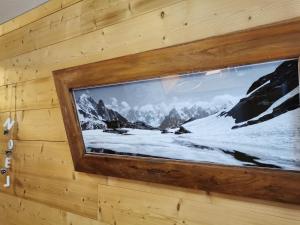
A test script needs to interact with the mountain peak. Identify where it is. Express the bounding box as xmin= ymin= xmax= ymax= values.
xmin=224 ymin=59 xmax=299 ymax=124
